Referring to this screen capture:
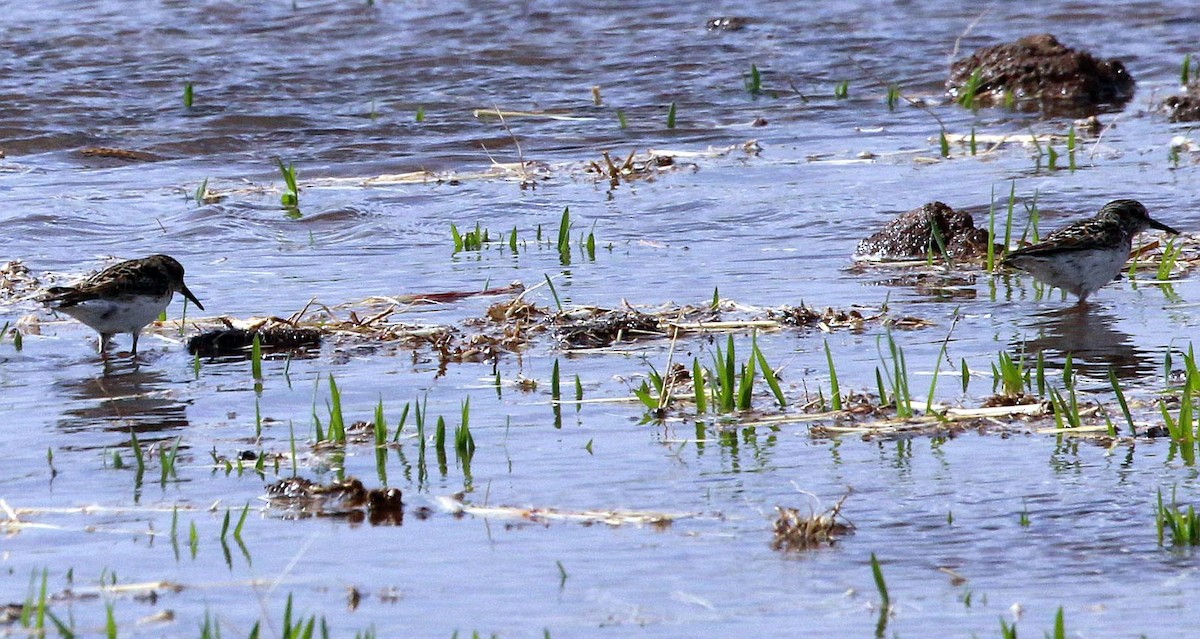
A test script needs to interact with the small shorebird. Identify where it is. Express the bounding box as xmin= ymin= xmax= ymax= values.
xmin=40 ymin=254 xmax=204 ymax=356
xmin=1003 ymin=199 xmax=1179 ymax=305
